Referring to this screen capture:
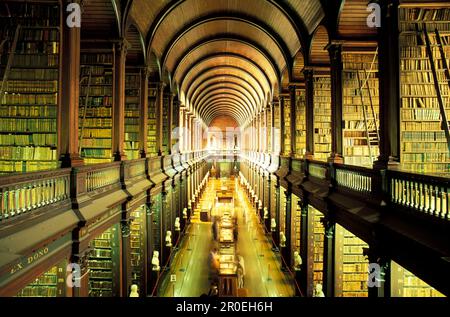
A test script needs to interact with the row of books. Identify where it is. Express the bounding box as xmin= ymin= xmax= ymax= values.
xmin=81 ymin=149 xmax=112 ymax=157
xmin=344 ymin=157 xmax=374 ymax=167
xmin=402 ymin=121 xmax=444 ymax=131
xmin=80 ymin=118 xmax=112 ymax=127
xmin=402 ymin=108 xmax=443 ymax=120
xmin=92 ymin=249 xmax=112 ymax=258
xmin=0 ymin=105 xmax=56 ymax=117
xmin=402 ymin=131 xmax=447 ymax=141
xmin=402 ymin=142 xmax=448 ymax=152
xmin=125 ymin=141 xmax=139 ymax=150
xmin=3 ymin=80 xmax=58 ymax=93
xmin=0 ymin=161 xmax=59 ymax=173
xmin=81 ymin=54 xmax=113 ymax=64
xmin=5 ymin=3 xmax=60 ymax=20
xmin=399 ymin=8 xmax=450 ymax=22
xmin=0 ymin=146 xmax=57 ymax=160
xmin=401 ymin=84 xmax=449 ymax=96
xmin=400 ymin=59 xmax=447 ymax=72
xmin=80 ymin=86 xmax=113 ymax=96
xmin=0 ymin=118 xmax=56 ymax=132
xmin=0 ymin=93 xmax=57 ymax=106
xmin=79 ymin=129 xmax=112 ymax=138
xmin=88 ymin=260 xmax=113 ymax=270
xmin=6 ymin=41 xmax=59 ymax=55
xmin=2 ymin=68 xmax=58 ymax=81
xmin=343 ymin=120 xmax=376 ymax=130
xmin=125 ymin=109 xmax=140 ymax=117
xmin=0 ymin=133 xmax=56 ymax=146
xmin=82 ymin=106 xmax=112 ymax=117
xmin=401 ymin=70 xmax=448 ymax=83
xmin=402 ymin=153 xmax=448 ymax=163
xmin=7 ymin=54 xmax=59 ymax=68
xmin=81 ymin=139 xmax=111 ymax=148
xmin=18 ymin=29 xmax=59 ymax=42
xmin=81 ymin=67 xmax=112 ymax=77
